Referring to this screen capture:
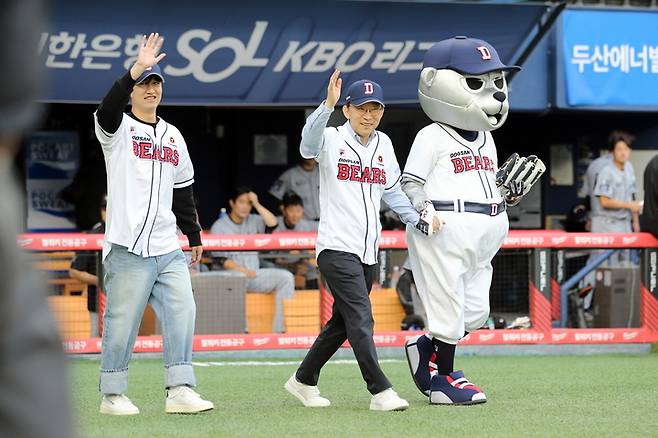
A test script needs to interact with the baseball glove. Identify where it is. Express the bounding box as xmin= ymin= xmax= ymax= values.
xmin=496 ymin=153 xmax=546 ymax=205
